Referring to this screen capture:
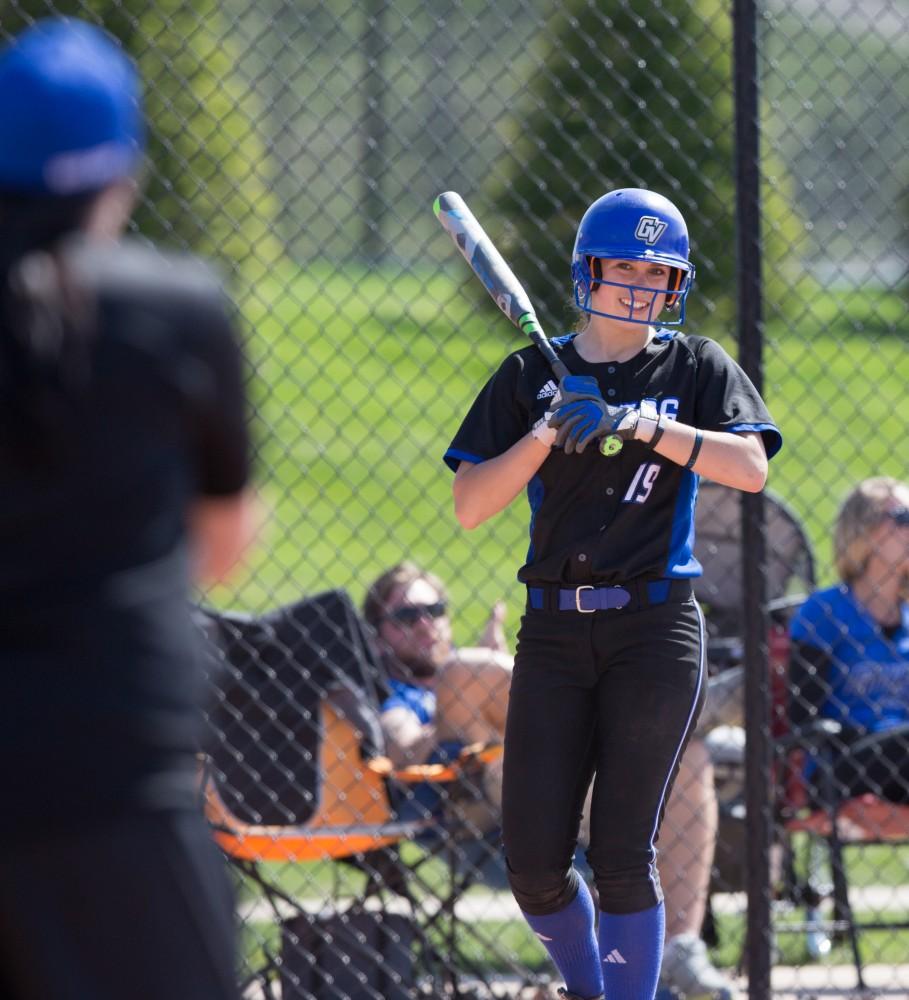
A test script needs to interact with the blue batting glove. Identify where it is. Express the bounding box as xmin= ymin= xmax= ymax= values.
xmin=557 ymin=374 xmax=603 ymax=406
xmin=550 ymin=398 xmax=639 ymax=454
